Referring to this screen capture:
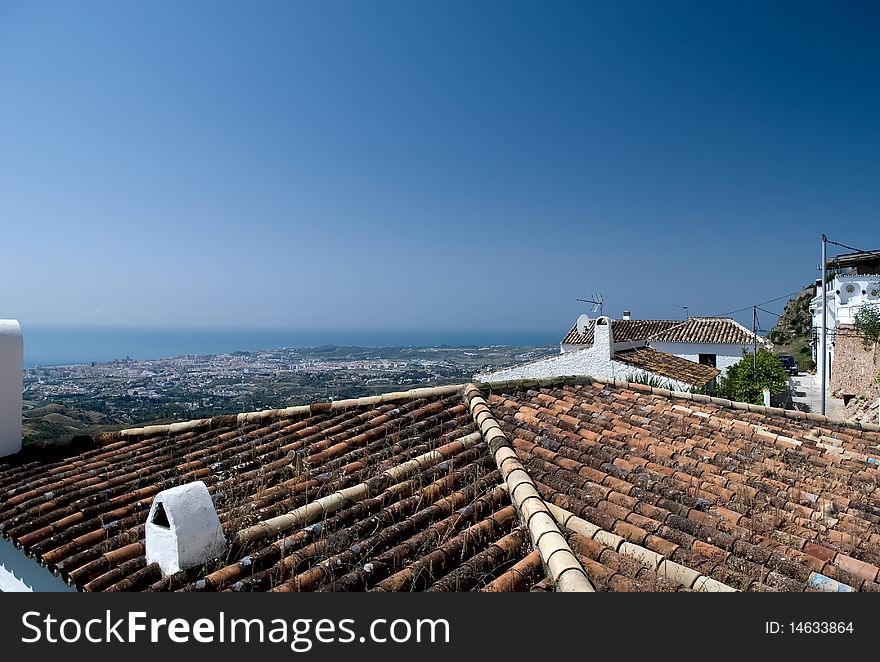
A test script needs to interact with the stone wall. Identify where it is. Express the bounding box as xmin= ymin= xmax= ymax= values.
xmin=831 ymin=326 xmax=880 ymax=397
